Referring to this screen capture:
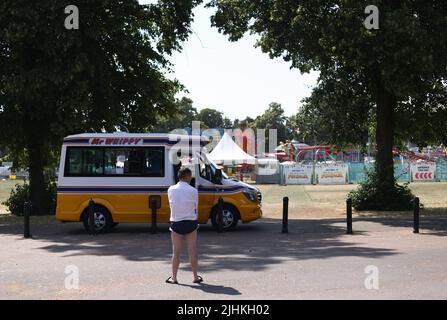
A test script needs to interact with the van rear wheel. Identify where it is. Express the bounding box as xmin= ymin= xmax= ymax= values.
xmin=82 ymin=206 xmax=113 ymax=233
xmin=211 ymin=203 xmax=239 ymax=231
